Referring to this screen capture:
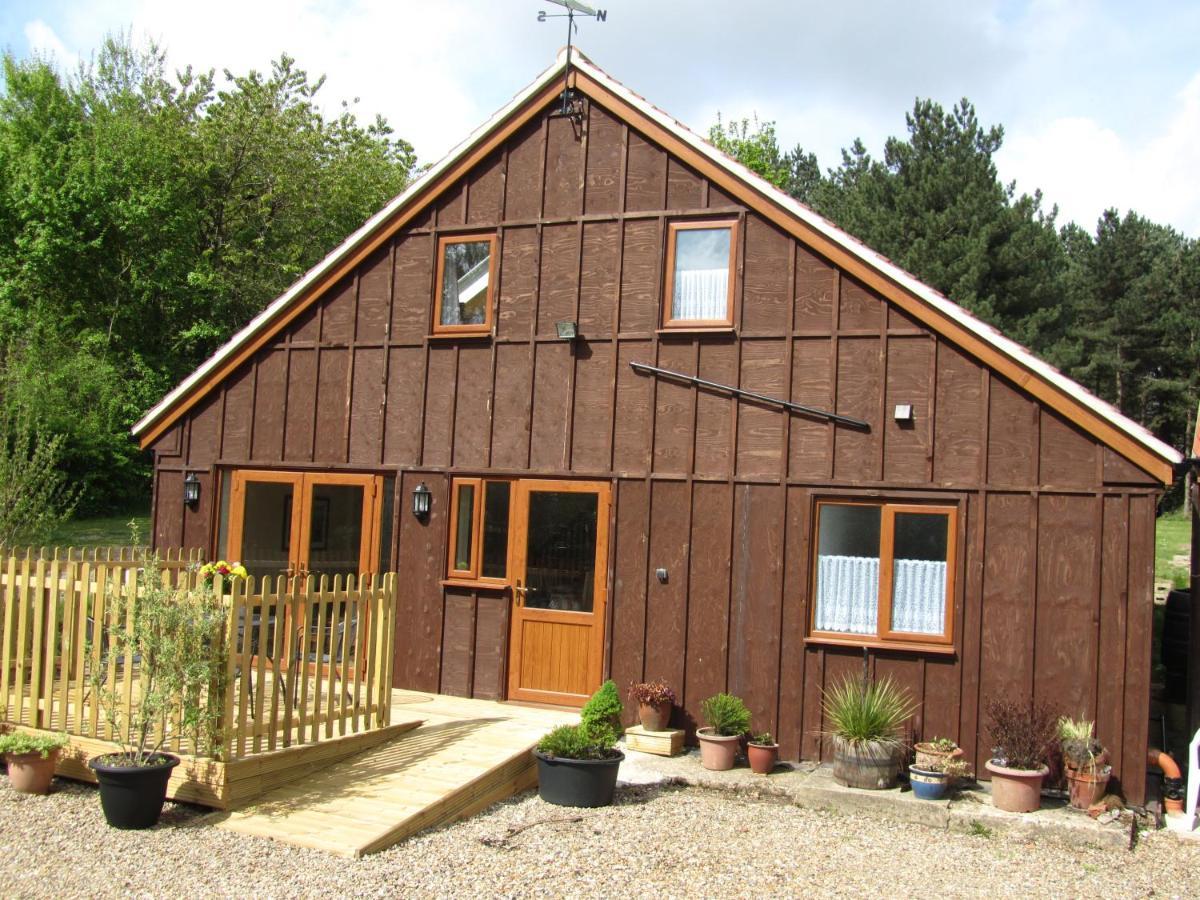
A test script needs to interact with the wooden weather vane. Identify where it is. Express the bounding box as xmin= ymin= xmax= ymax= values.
xmin=538 ymin=0 xmax=608 ymax=118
